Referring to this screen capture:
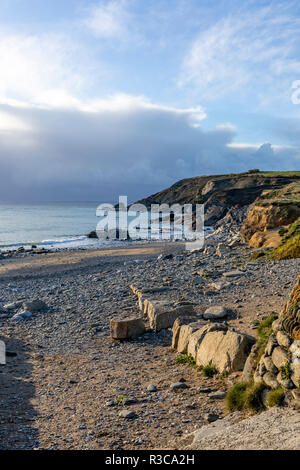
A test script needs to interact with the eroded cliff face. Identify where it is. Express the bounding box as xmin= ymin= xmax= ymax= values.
xmin=240 ymin=182 xmax=300 ymax=246
xmin=136 ymin=173 xmax=300 ymax=226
